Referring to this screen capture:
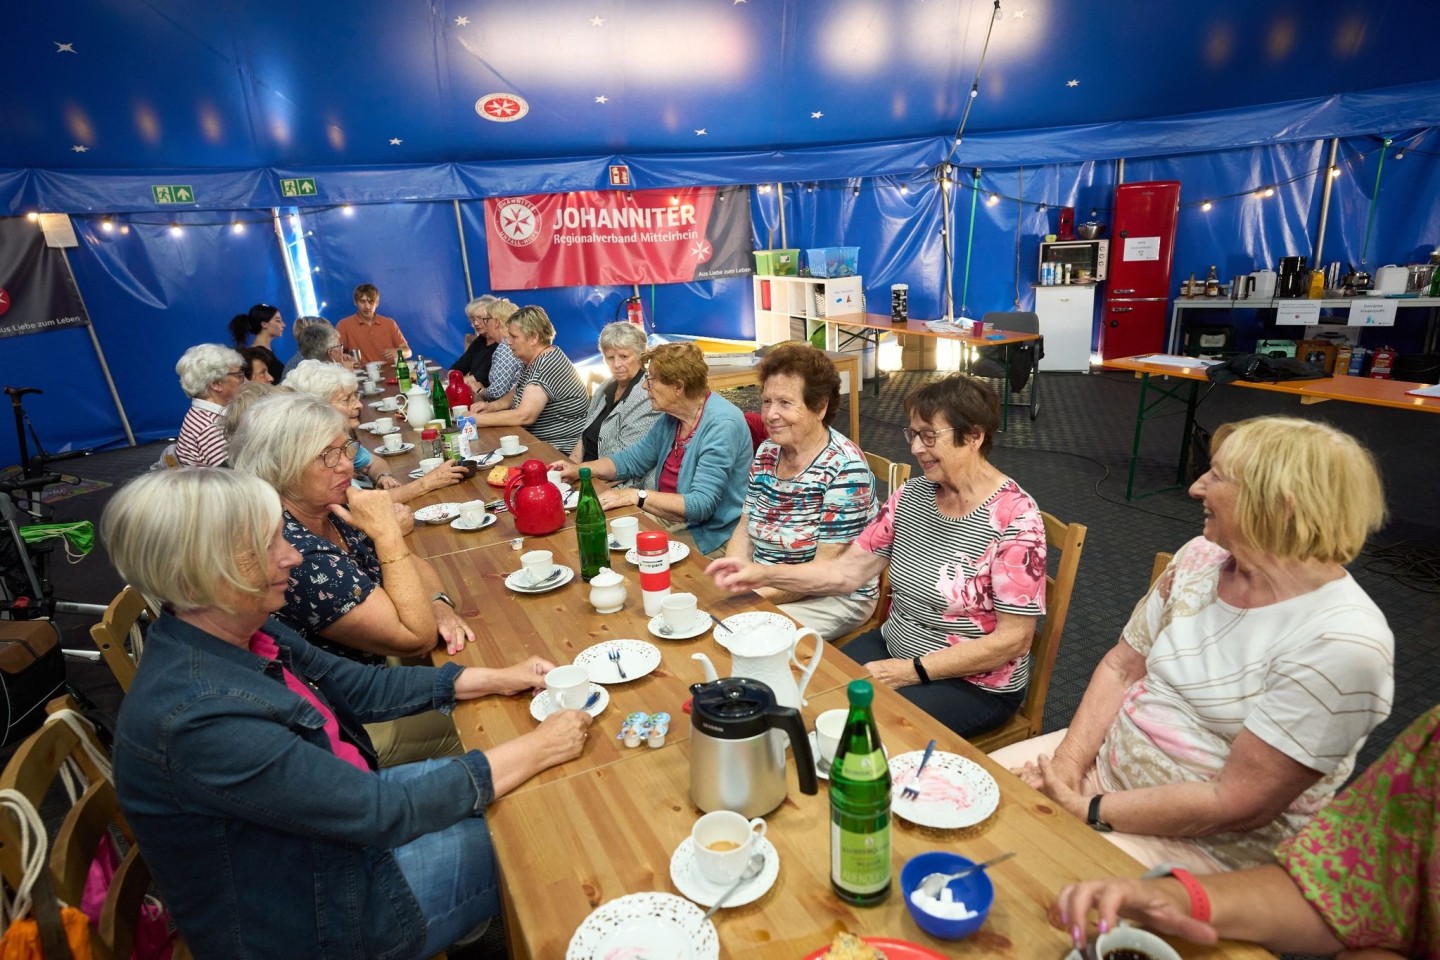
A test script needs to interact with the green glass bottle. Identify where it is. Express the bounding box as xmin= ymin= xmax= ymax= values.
xmin=395 ymin=354 xmax=411 ymax=392
xmin=830 ymin=679 xmax=891 ymax=906
xmin=575 ymin=467 xmax=608 ymax=582
xmin=429 ymin=370 xmax=452 ymax=428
